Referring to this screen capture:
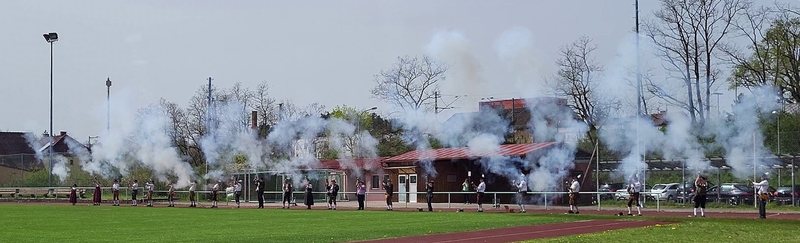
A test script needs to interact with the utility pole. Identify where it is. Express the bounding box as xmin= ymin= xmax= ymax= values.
xmin=206 ymin=76 xmax=212 ymax=188
xmin=636 ymin=0 xmax=642 ymax=117
xmin=434 ymin=91 xmax=440 ymax=114
xmin=106 ymin=77 xmax=112 ymax=132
